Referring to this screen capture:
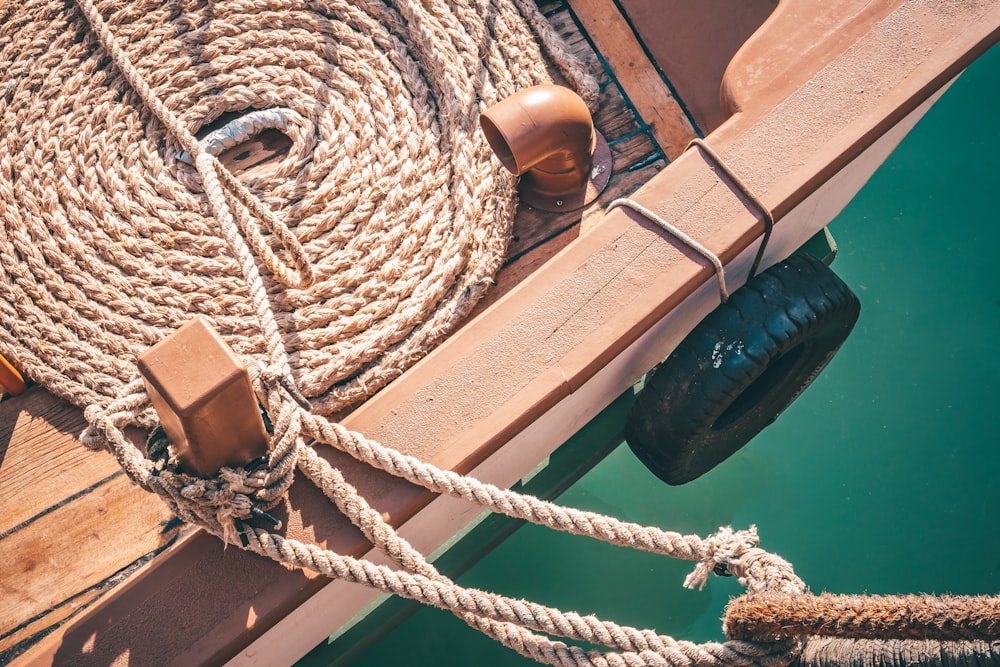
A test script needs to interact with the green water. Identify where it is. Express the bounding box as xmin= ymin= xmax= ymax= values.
xmin=345 ymin=45 xmax=1000 ymax=664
